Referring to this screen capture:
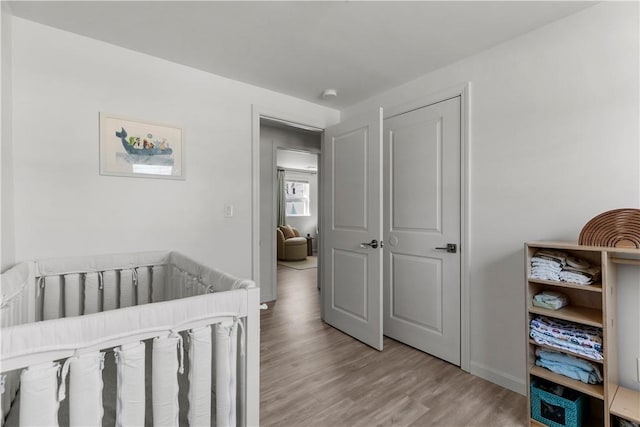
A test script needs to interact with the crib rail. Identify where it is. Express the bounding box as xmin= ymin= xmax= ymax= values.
xmin=30 ymin=251 xmax=253 ymax=321
xmin=1 ymin=252 xmax=260 ymax=427
xmin=1 ymin=289 xmax=248 ymax=370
